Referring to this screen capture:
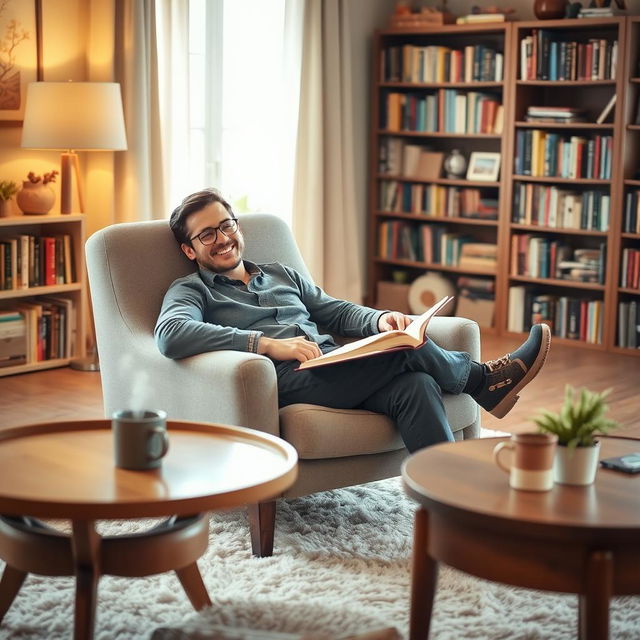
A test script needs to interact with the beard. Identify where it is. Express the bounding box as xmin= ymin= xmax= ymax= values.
xmin=198 ymin=232 xmax=245 ymax=275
